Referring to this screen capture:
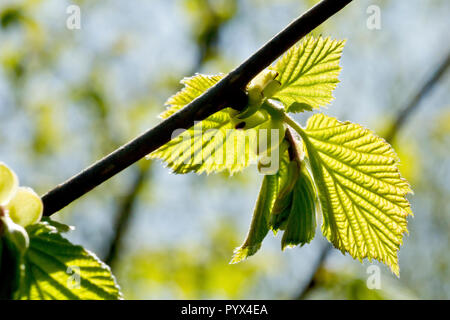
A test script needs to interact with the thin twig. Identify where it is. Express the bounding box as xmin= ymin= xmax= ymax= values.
xmin=41 ymin=0 xmax=353 ymax=216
